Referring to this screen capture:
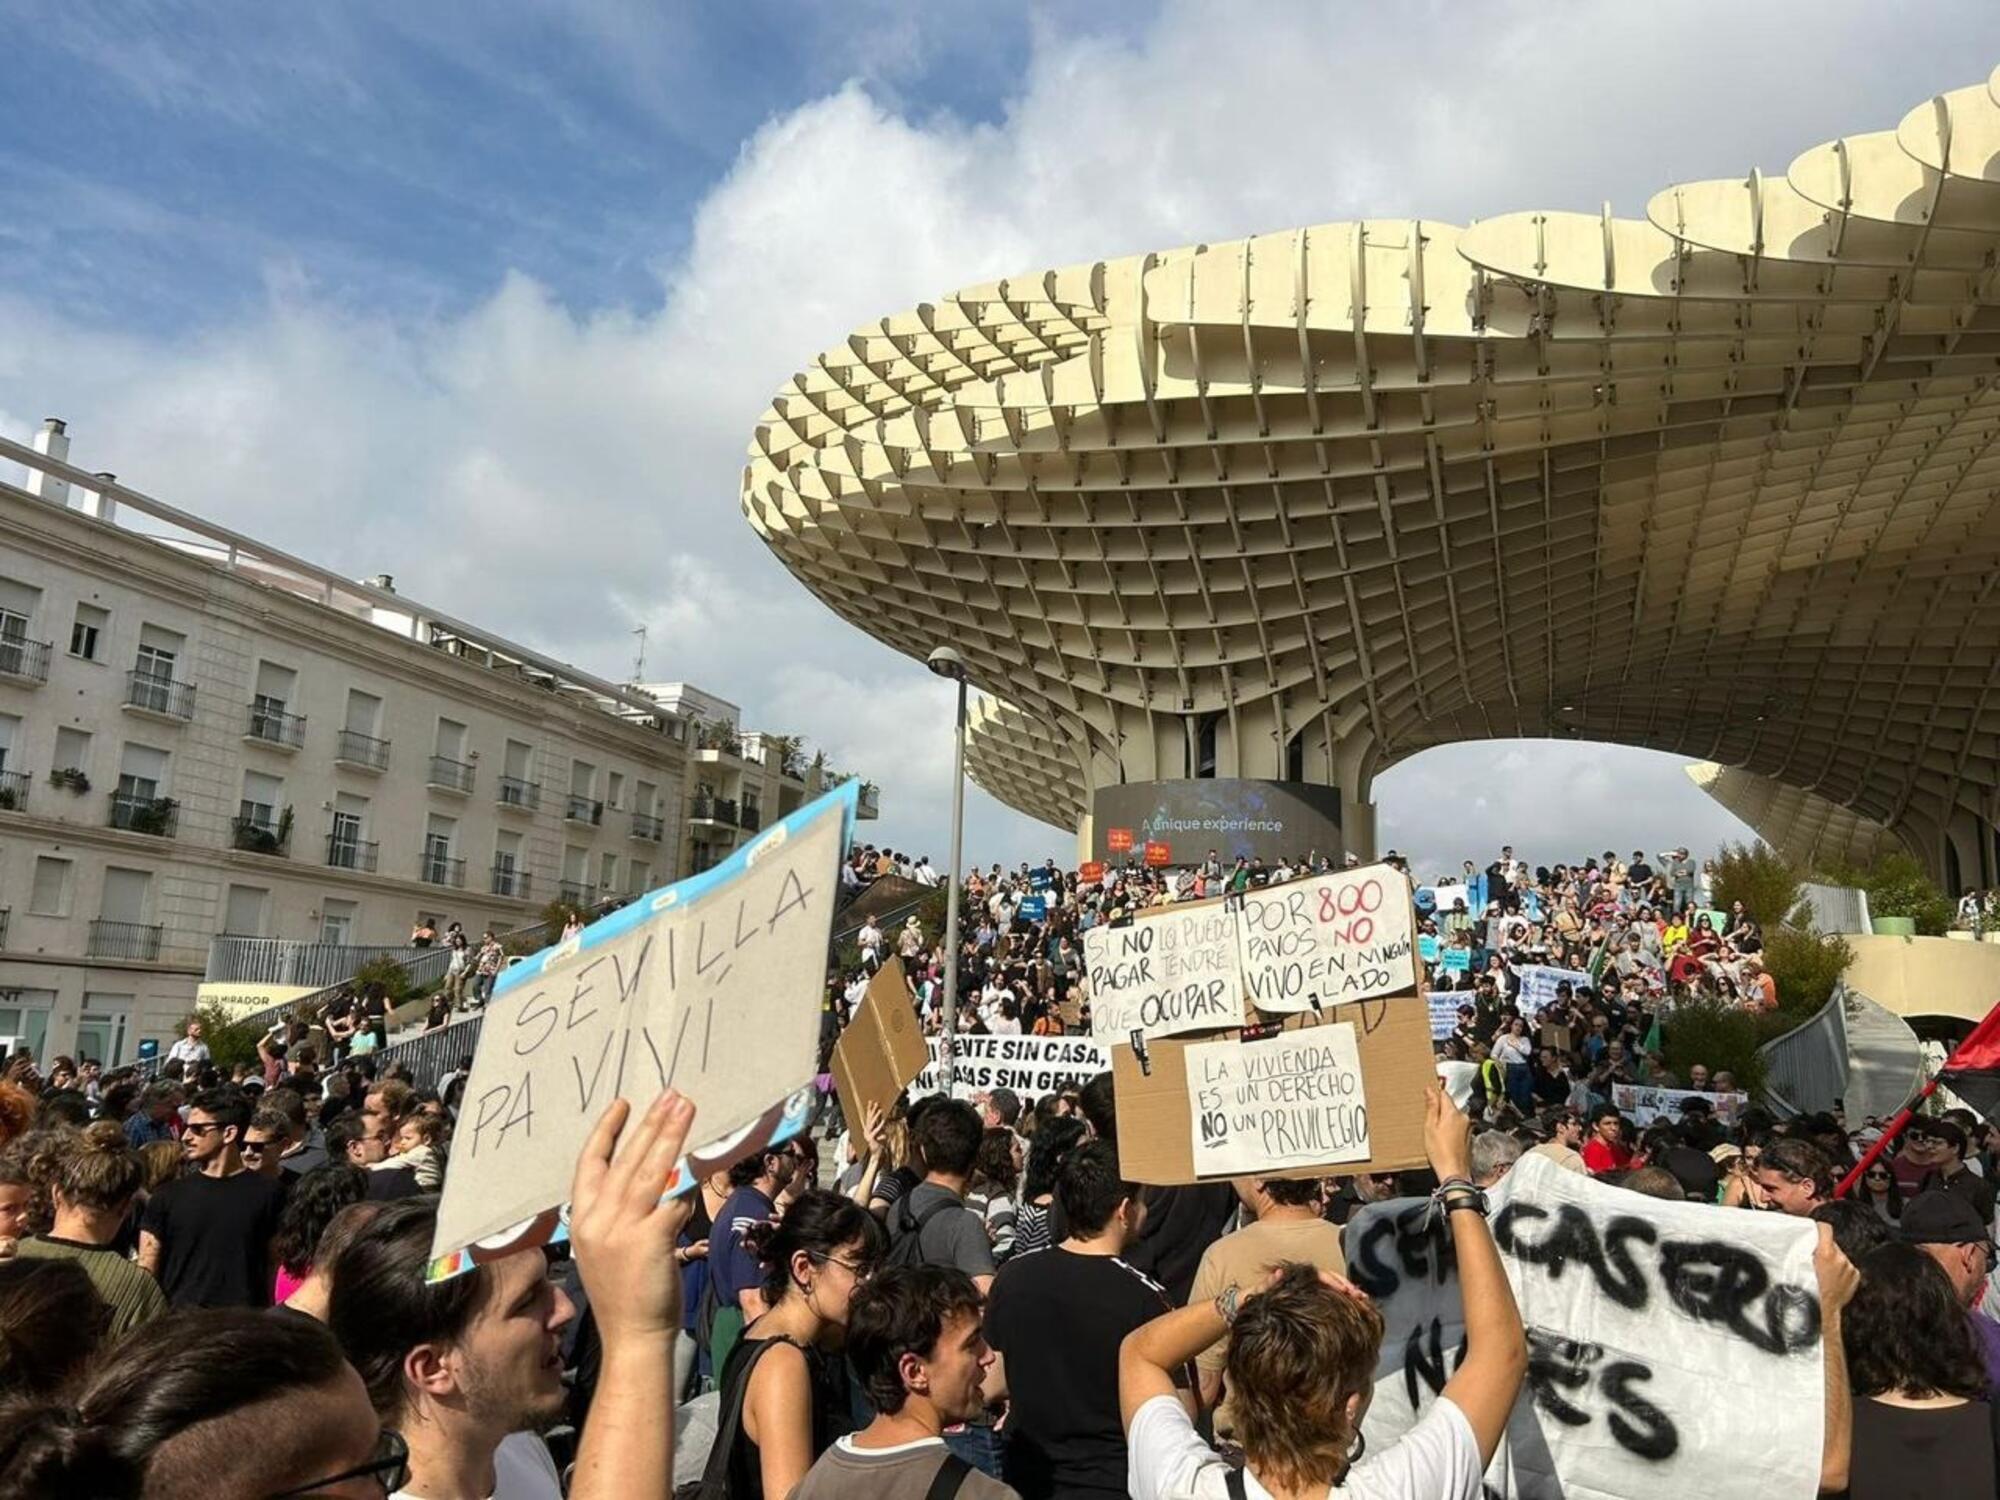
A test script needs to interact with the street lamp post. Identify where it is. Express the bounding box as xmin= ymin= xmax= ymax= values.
xmin=928 ymin=647 xmax=969 ymax=1097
